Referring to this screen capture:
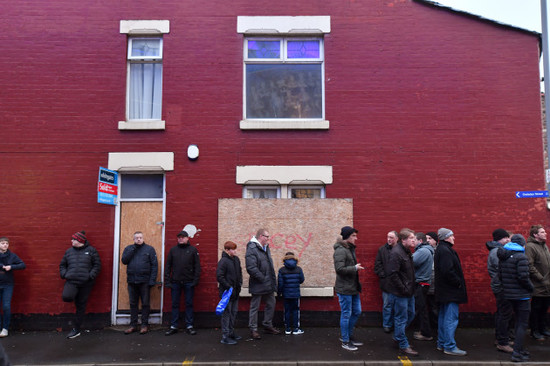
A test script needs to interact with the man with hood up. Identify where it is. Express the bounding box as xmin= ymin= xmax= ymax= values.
xmin=486 ymin=228 xmax=513 ymax=352
xmin=497 ymin=234 xmax=533 ymax=363
xmin=246 ymin=228 xmax=280 ymax=339
xmin=333 ymin=226 xmax=364 ymax=351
